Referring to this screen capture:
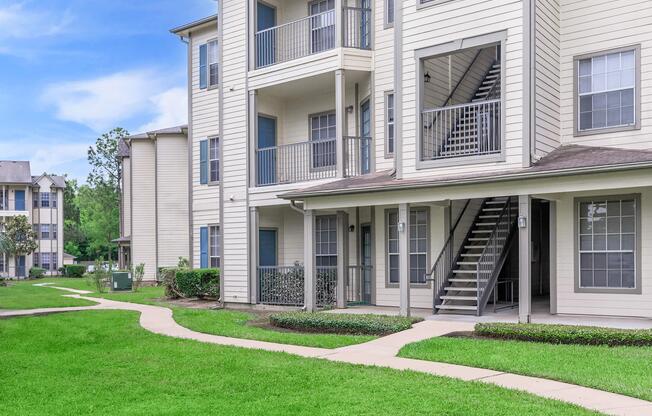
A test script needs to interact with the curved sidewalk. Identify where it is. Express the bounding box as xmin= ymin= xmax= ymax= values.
xmin=2 ymin=287 xmax=651 ymax=416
